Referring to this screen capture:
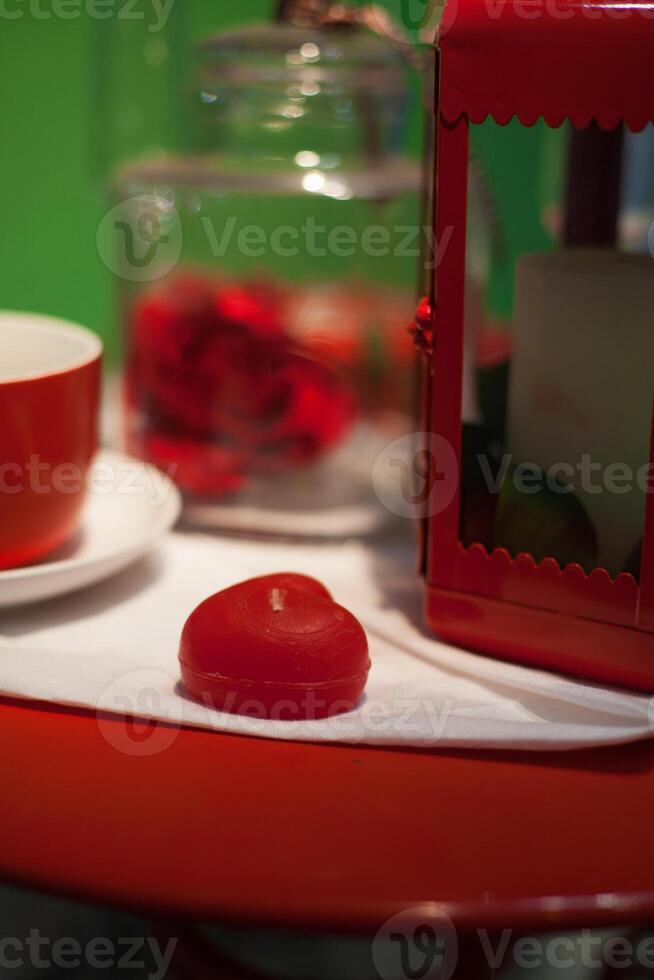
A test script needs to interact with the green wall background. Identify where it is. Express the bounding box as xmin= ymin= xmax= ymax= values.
xmin=0 ymin=1 xmax=275 ymax=360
